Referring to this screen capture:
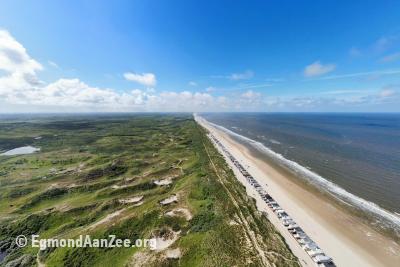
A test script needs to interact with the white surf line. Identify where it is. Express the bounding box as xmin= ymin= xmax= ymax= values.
xmin=207 ymin=132 xmax=334 ymax=266
xmin=196 ymin=115 xmax=400 ymax=231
